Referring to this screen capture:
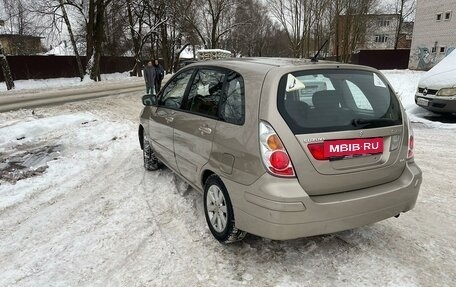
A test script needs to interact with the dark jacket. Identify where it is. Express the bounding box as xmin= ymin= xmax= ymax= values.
xmin=154 ymin=64 xmax=164 ymax=81
xmin=144 ymin=65 xmax=156 ymax=87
